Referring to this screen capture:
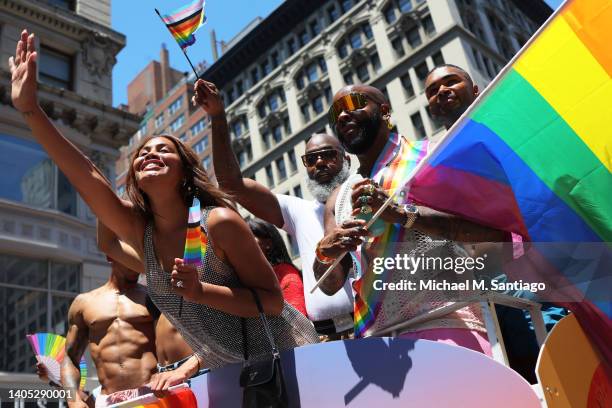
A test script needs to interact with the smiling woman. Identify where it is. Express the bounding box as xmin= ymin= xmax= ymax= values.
xmin=9 ymin=29 xmax=318 ymax=392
